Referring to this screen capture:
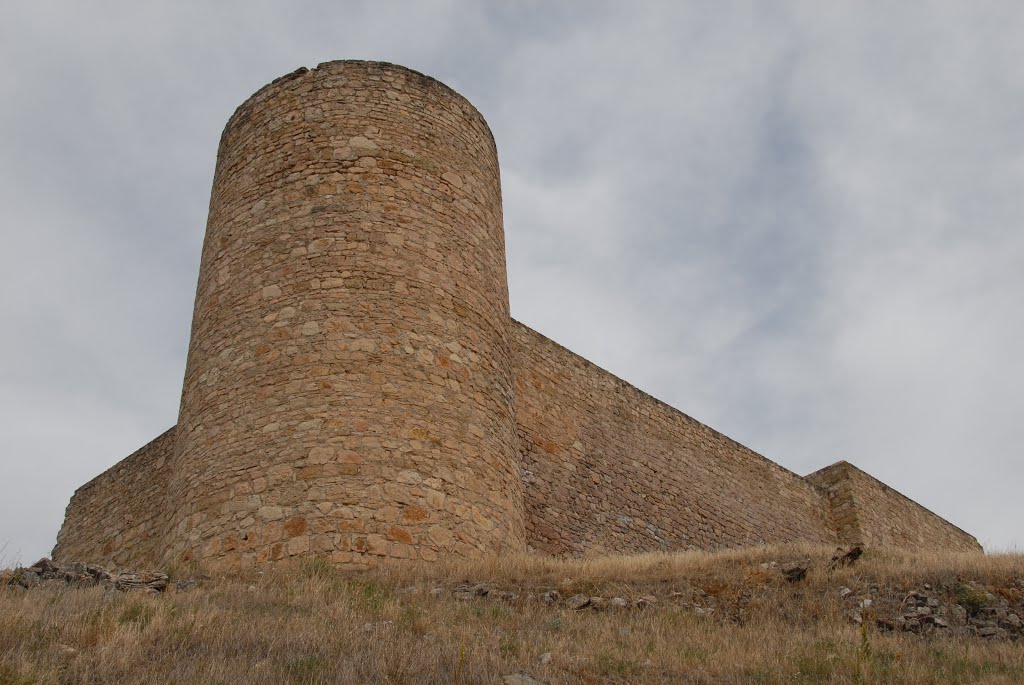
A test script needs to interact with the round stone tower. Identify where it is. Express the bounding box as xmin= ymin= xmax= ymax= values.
xmin=162 ymin=61 xmax=525 ymax=567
